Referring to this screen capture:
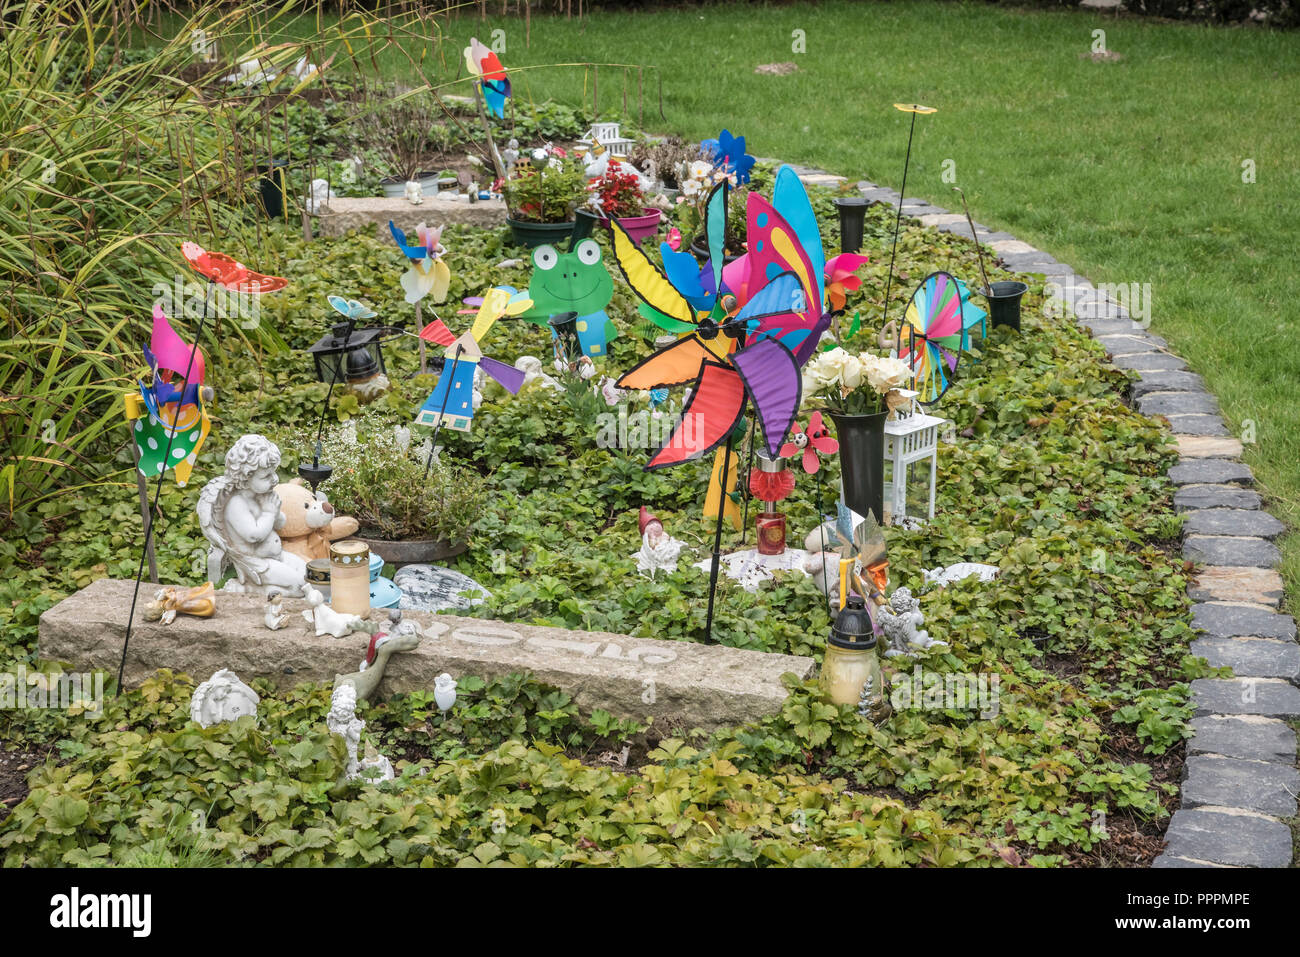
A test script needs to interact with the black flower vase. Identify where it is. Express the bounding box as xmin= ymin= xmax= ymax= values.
xmin=983 ymin=280 xmax=1029 ymax=332
xmin=831 ymin=197 xmax=869 ymax=254
xmin=827 ymin=410 xmax=888 ymax=525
